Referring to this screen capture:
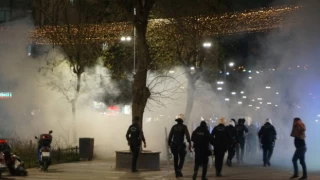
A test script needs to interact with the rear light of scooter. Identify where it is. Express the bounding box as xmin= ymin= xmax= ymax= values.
xmin=0 ymin=140 xmax=7 ymax=144
xmin=41 ymin=135 xmax=51 ymax=139
xmin=41 ymin=147 xmax=50 ymax=152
